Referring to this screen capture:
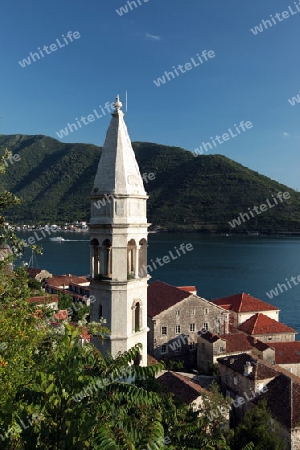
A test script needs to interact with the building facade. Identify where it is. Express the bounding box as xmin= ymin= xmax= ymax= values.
xmin=147 ymin=281 xmax=229 ymax=366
